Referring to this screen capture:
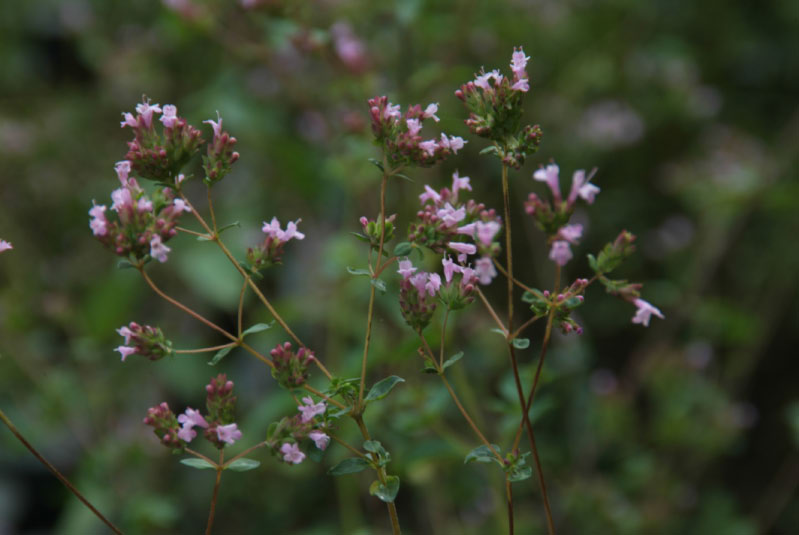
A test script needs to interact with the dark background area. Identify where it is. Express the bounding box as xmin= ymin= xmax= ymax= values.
xmin=0 ymin=0 xmax=797 ymax=533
